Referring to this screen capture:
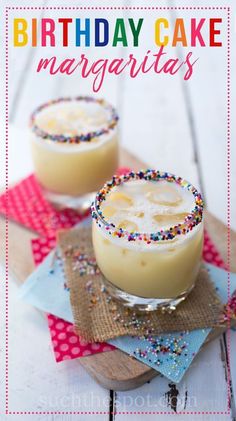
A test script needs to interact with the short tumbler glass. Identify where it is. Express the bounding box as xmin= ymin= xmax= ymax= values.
xmin=30 ymin=96 xmax=119 ymax=209
xmin=91 ymin=170 xmax=204 ymax=312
